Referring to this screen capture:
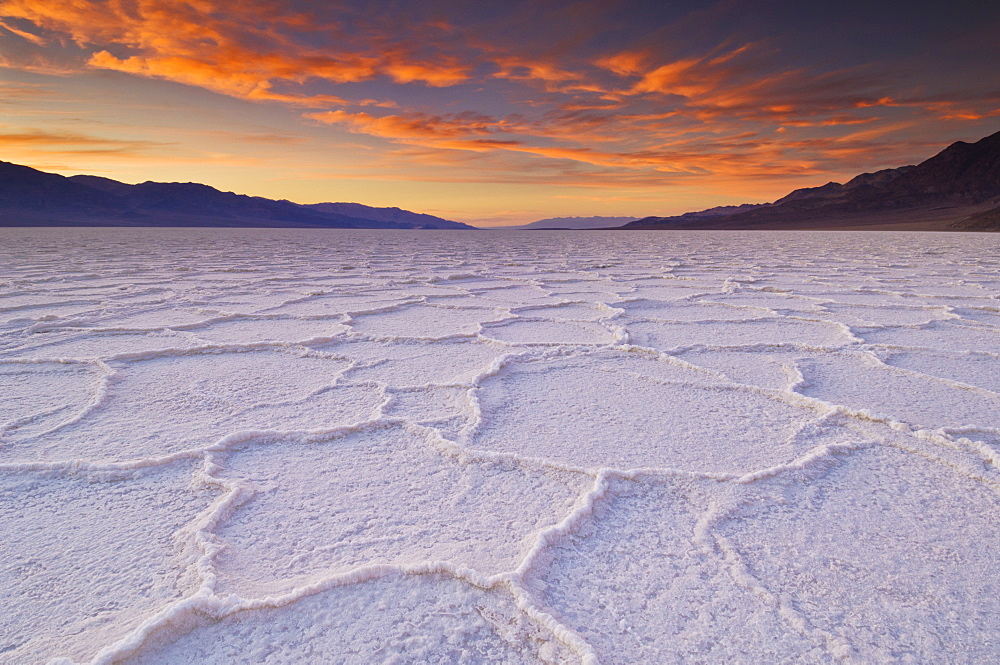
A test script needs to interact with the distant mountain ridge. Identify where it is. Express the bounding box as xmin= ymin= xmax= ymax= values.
xmin=643 ymin=203 xmax=767 ymax=224
xmin=623 ymin=130 xmax=1000 ymax=231
xmin=0 ymin=163 xmax=474 ymax=229
xmin=304 ymin=202 xmax=465 ymax=229
xmin=512 ymin=216 xmax=639 ymax=230
xmin=5 ymin=130 xmax=998 ymax=232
